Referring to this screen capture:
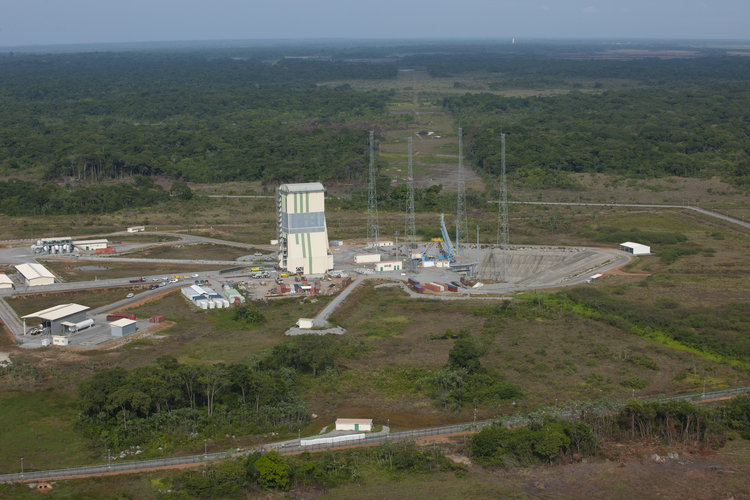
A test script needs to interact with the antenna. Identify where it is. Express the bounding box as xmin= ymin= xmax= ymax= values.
xmin=406 ymin=136 xmax=416 ymax=249
xmin=498 ymin=133 xmax=509 ymax=281
xmin=455 ymin=127 xmax=468 ymax=258
xmin=367 ymin=131 xmax=379 ymax=249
